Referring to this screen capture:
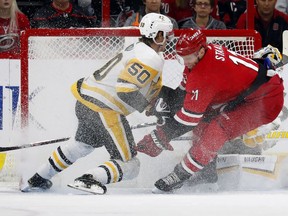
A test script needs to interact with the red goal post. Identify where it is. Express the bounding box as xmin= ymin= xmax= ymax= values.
xmin=20 ymin=28 xmax=262 ymax=127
